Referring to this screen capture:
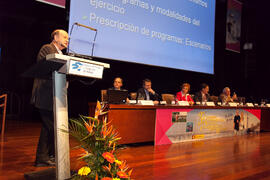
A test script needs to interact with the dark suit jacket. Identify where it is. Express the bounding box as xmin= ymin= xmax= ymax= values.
xmin=194 ymin=91 xmax=210 ymax=102
xmin=136 ymin=88 xmax=160 ymax=101
xmin=31 ymin=43 xmax=59 ymax=111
